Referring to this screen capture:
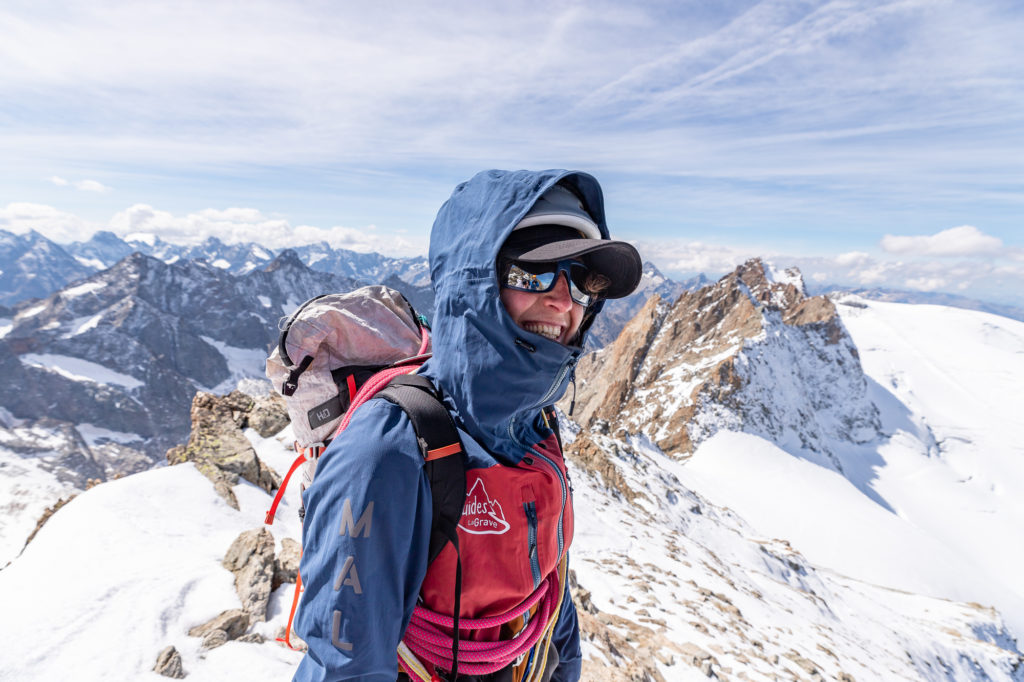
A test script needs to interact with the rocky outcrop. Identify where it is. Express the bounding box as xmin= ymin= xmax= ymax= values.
xmin=166 ymin=391 xmax=283 ymax=509
xmin=188 ymin=608 xmax=251 ymax=650
xmin=566 ymin=259 xmax=881 ymax=468
xmin=222 ymin=528 xmax=277 ymax=621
